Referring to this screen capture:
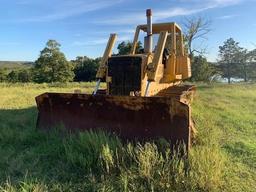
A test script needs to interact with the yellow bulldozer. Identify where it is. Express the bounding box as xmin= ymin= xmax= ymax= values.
xmin=36 ymin=9 xmax=195 ymax=149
